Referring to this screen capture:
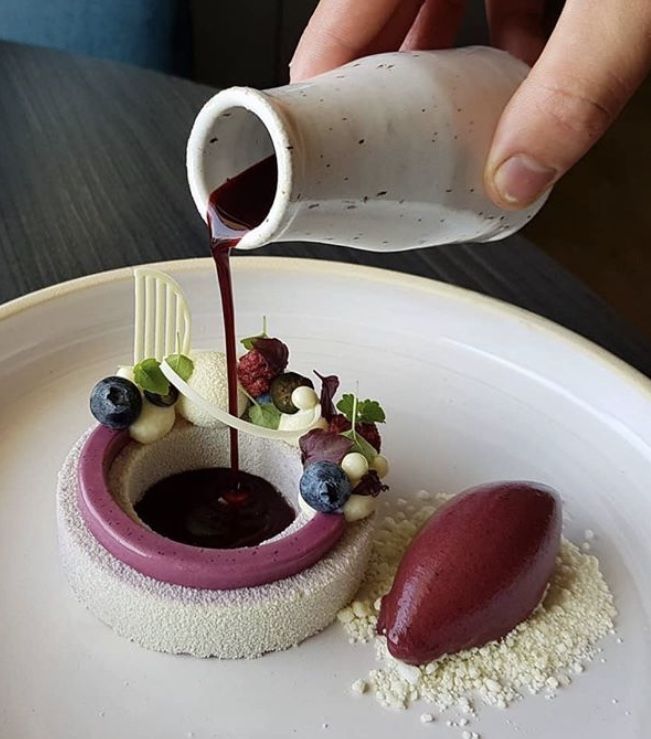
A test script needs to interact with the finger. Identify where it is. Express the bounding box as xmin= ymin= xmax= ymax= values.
xmin=485 ymin=0 xmax=546 ymax=65
xmin=401 ymin=0 xmax=467 ymax=51
xmin=290 ymin=0 xmax=423 ymax=82
xmin=485 ymin=0 xmax=651 ymax=209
